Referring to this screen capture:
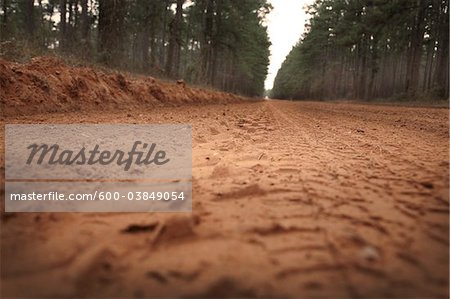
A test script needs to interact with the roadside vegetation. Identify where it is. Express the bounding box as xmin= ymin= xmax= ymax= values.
xmin=272 ymin=0 xmax=449 ymax=102
xmin=0 ymin=0 xmax=271 ymax=97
